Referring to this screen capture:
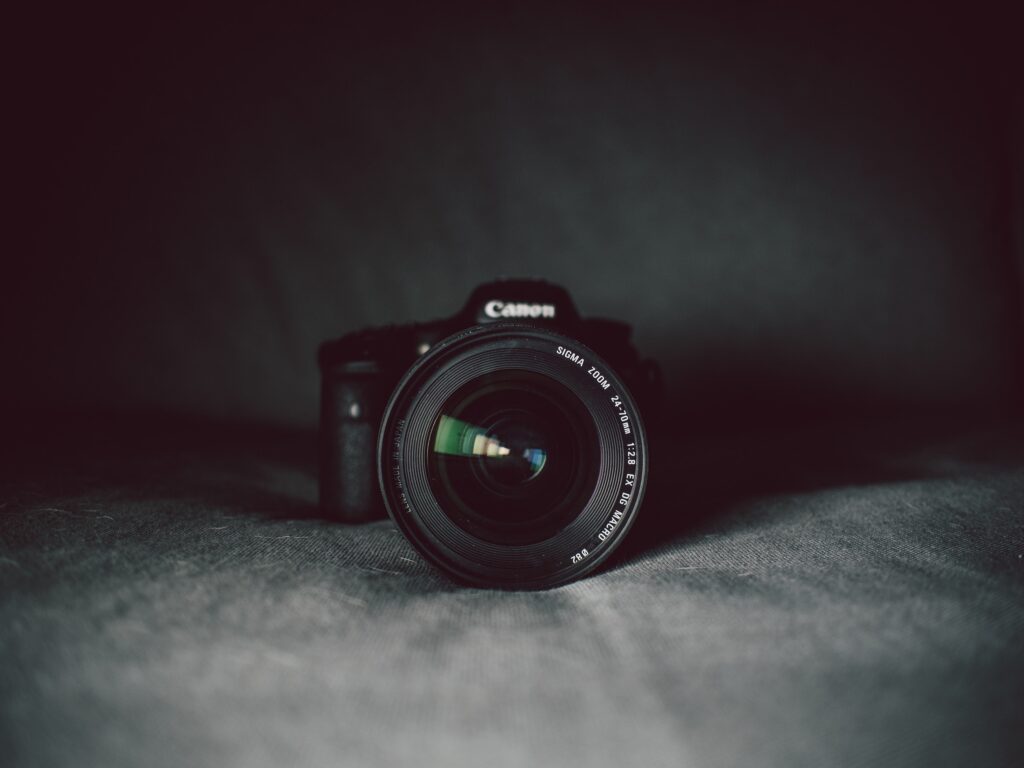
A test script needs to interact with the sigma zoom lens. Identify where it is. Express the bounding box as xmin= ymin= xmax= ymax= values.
xmin=377 ymin=326 xmax=648 ymax=589
xmin=318 ymin=279 xmax=657 ymax=589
